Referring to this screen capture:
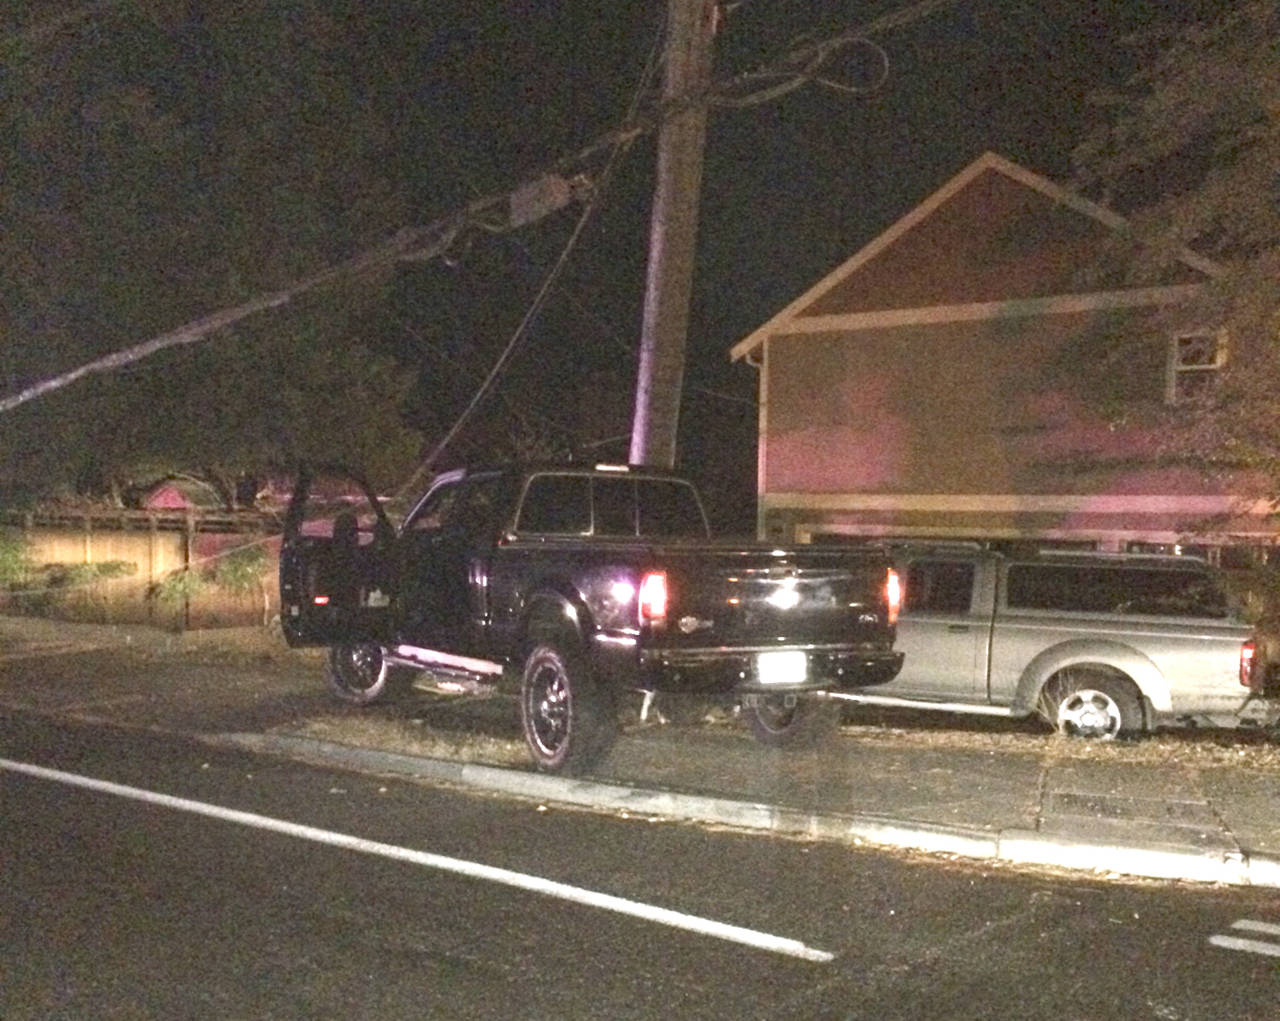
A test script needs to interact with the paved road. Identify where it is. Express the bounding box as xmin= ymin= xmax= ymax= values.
xmin=3 ymin=713 xmax=1278 ymax=1019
